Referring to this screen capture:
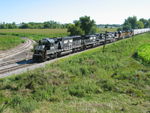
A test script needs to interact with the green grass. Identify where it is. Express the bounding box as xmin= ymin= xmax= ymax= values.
xmin=0 ymin=33 xmax=150 ymax=113
xmin=0 ymin=29 xmax=69 ymax=41
xmin=137 ymin=44 xmax=150 ymax=64
xmin=0 ymin=35 xmax=24 ymax=50
xmin=98 ymin=28 xmax=117 ymax=33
